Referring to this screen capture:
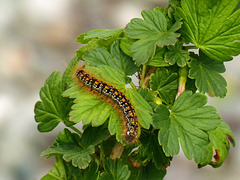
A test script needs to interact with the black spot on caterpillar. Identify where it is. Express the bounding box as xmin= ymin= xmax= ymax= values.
xmin=75 ymin=68 xmax=138 ymax=143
